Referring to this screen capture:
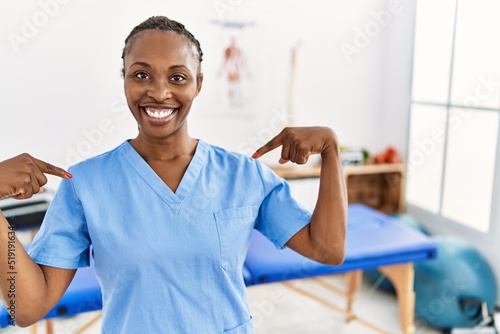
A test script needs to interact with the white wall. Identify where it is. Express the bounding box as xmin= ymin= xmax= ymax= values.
xmin=0 ymin=0 xmax=412 ymax=188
